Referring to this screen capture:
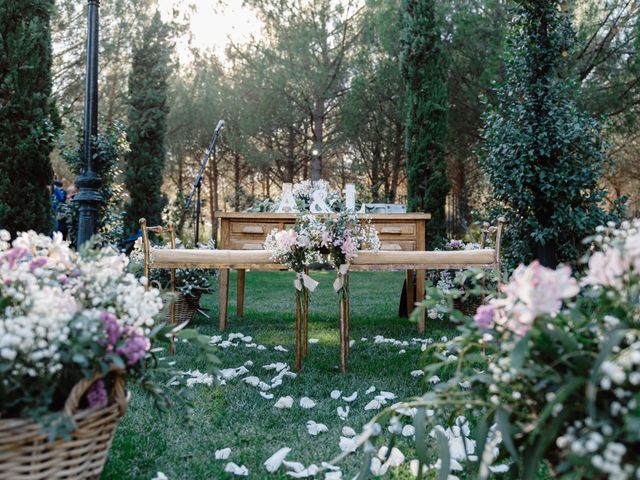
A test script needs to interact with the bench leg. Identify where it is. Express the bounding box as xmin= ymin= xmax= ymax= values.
xmin=416 ymin=269 xmax=426 ymax=334
xmin=405 ymin=270 xmax=415 ymax=316
xmin=237 ymin=269 xmax=246 ymax=318
xmin=219 ymin=268 xmax=229 ymax=330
